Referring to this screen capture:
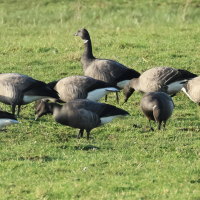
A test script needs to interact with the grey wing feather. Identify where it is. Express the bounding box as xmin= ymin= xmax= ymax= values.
xmin=67 ymin=108 xmax=100 ymax=130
